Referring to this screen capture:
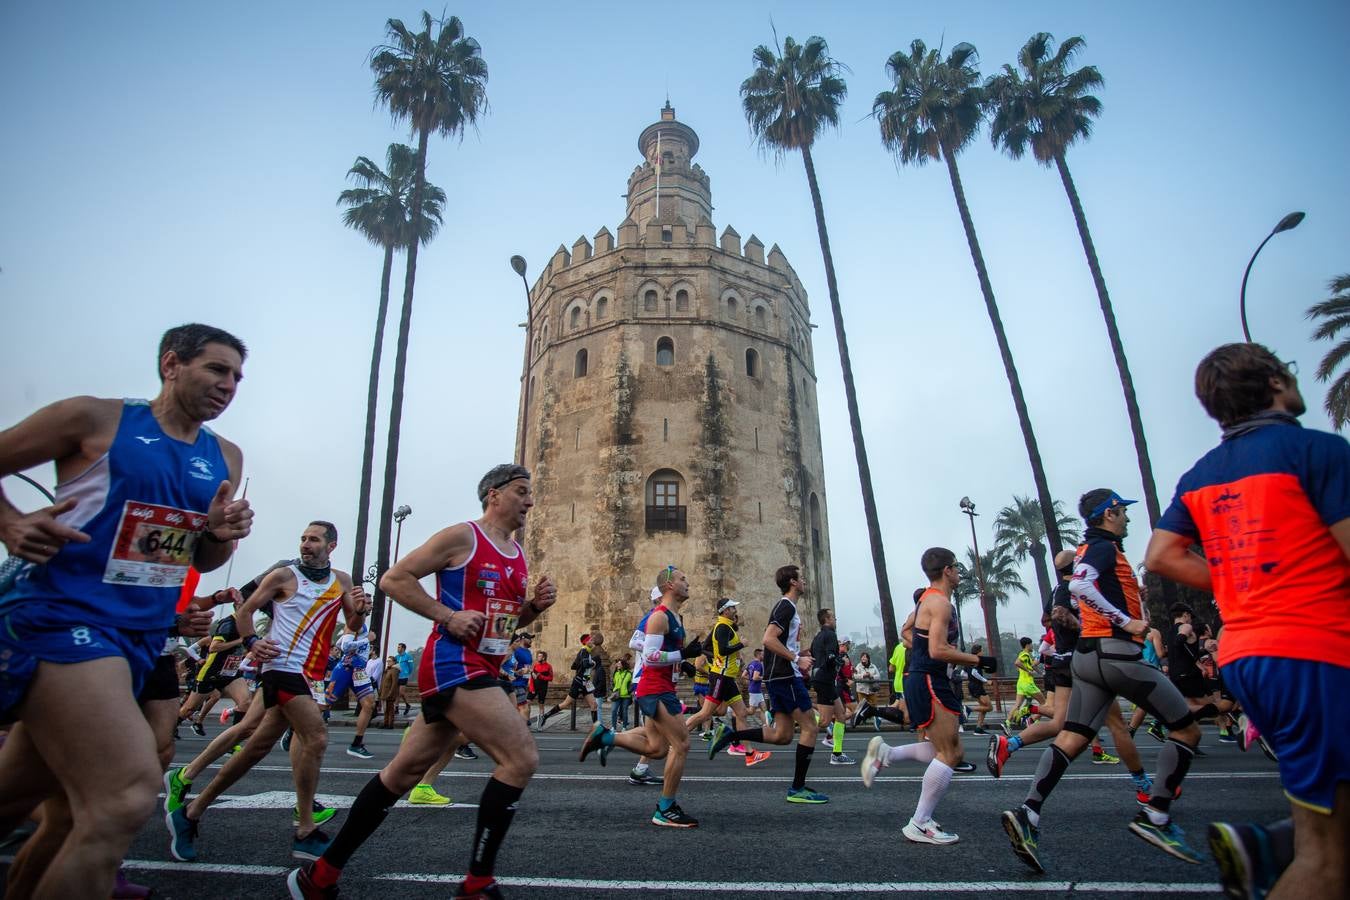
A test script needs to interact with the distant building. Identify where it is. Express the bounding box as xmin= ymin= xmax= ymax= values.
xmin=517 ymin=103 xmax=835 ymax=650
